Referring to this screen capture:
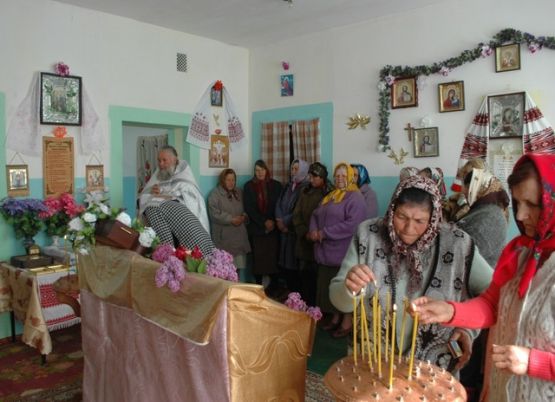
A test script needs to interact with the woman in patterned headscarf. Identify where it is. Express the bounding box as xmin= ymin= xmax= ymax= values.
xmin=330 ymin=174 xmax=493 ymax=371
xmin=351 ymin=163 xmax=379 ymax=219
xmin=413 ymin=153 xmax=555 ymax=401
xmin=275 ymin=159 xmax=310 ymax=293
xmin=457 ymin=168 xmax=510 ymax=266
xmin=309 ymin=162 xmax=367 ymax=338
